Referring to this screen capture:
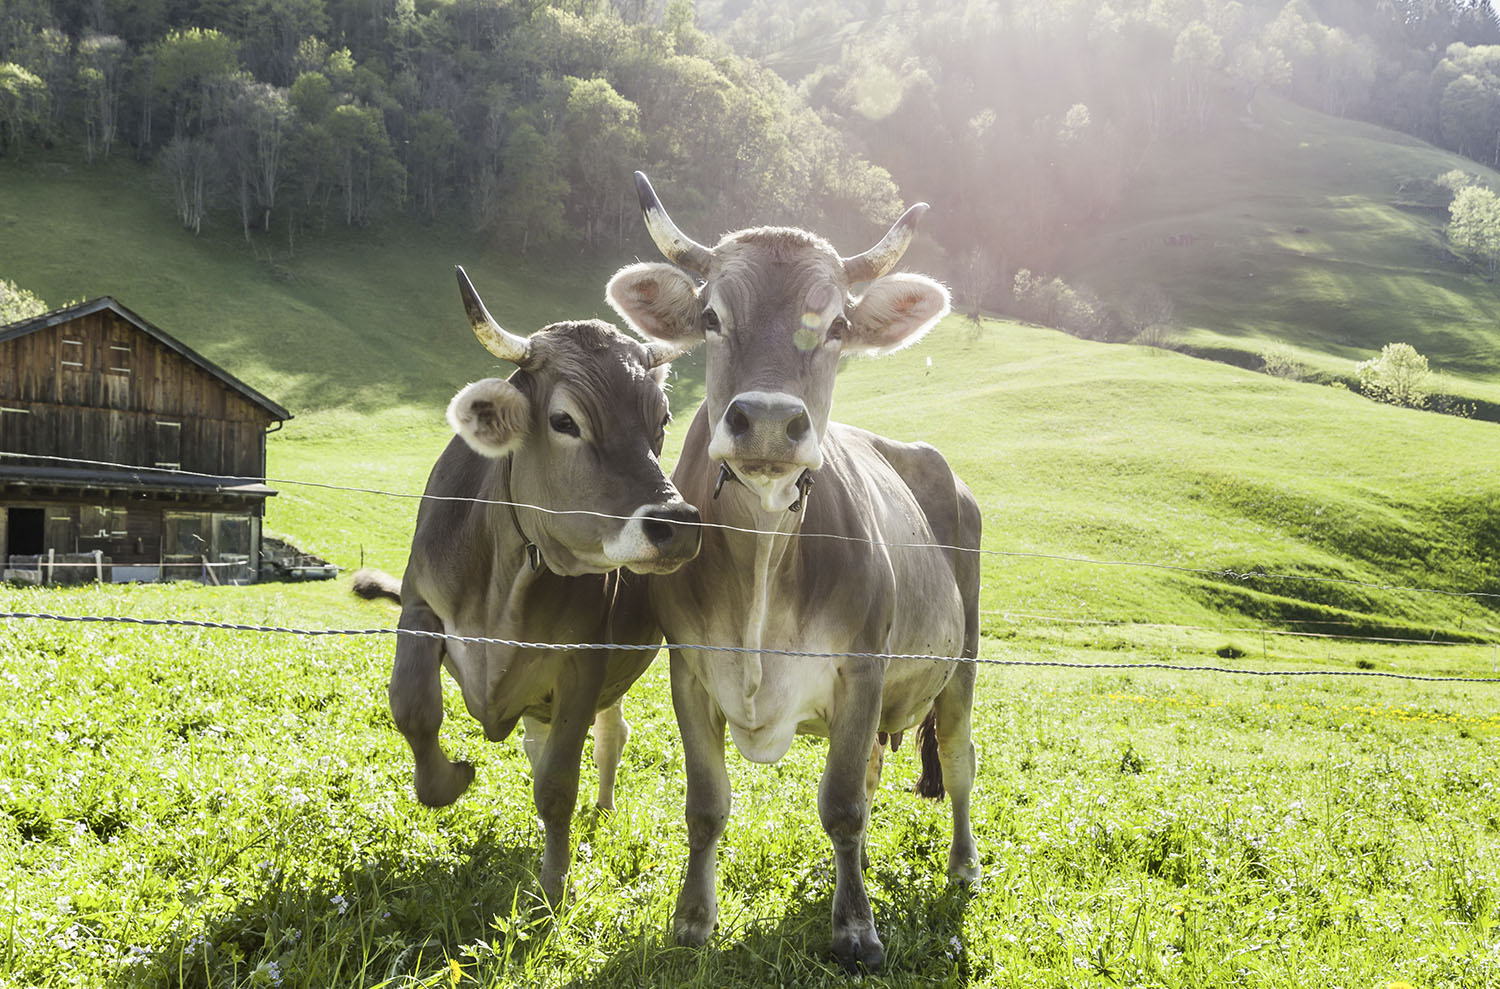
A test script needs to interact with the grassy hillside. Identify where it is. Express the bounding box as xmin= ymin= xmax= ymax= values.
xmin=1058 ymin=96 xmax=1500 ymax=405
xmin=0 ymin=156 xmax=627 ymax=424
